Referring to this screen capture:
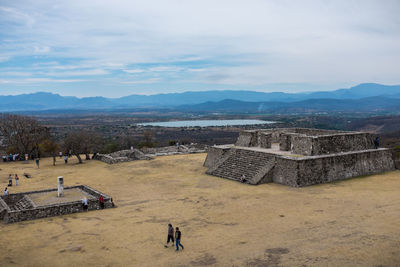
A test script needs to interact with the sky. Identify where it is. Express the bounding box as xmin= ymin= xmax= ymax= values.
xmin=0 ymin=0 xmax=400 ymax=97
